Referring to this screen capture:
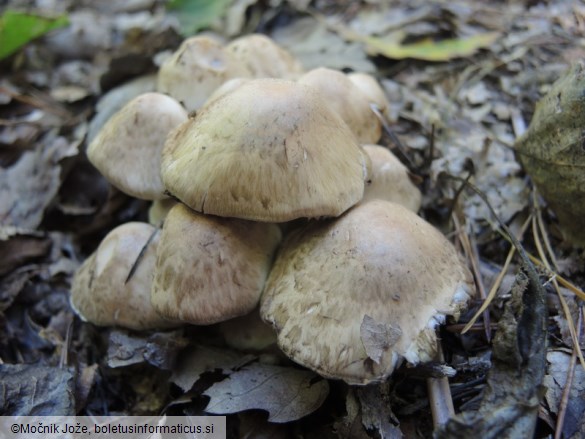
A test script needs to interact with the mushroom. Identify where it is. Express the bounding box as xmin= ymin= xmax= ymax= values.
xmin=87 ymin=92 xmax=188 ymax=200
xmin=151 ymin=203 xmax=282 ymax=325
xmin=161 ymin=78 xmax=370 ymax=222
xmin=260 ymin=200 xmax=473 ymax=384
xmin=298 ymin=67 xmax=382 ymax=144
xmin=71 ymin=222 xmax=177 ymax=330
xmin=204 ymin=77 xmax=251 ymax=106
xmin=347 ymin=72 xmax=390 ymax=116
xmin=156 ymin=35 xmax=250 ymax=112
xmin=224 ymin=34 xmax=304 ymax=79
xmin=362 ymin=144 xmax=422 ymax=212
